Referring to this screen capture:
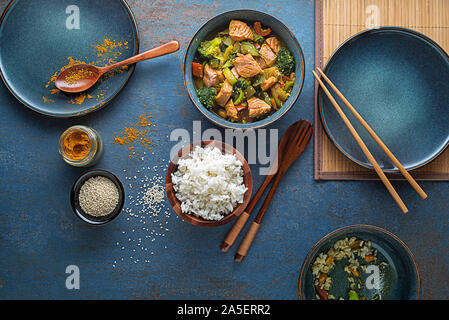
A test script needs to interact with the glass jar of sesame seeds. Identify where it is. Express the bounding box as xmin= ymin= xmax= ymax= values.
xmin=59 ymin=125 xmax=103 ymax=167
